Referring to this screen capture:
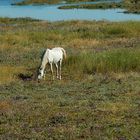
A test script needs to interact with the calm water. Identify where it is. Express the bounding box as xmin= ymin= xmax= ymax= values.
xmin=0 ymin=0 xmax=23 ymax=5
xmin=0 ymin=0 xmax=140 ymax=21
